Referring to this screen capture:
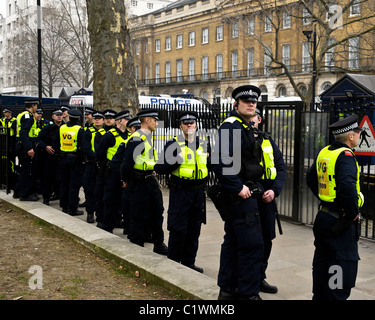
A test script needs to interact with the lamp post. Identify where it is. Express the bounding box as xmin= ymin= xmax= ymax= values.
xmin=303 ymin=25 xmax=317 ymax=111
xmin=37 ymin=0 xmax=42 ymax=103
